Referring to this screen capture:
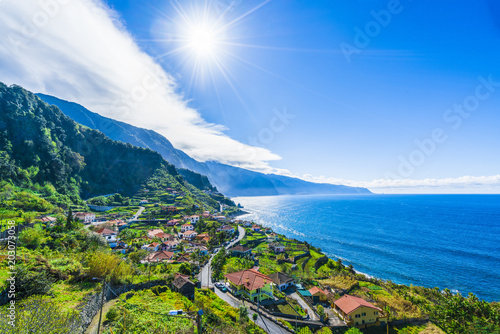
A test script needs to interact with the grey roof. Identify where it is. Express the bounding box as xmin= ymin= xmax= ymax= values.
xmin=268 ymin=272 xmax=295 ymax=285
